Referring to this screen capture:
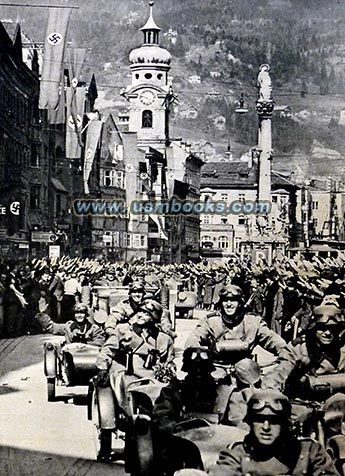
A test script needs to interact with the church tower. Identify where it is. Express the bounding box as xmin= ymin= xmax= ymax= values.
xmin=125 ymin=1 xmax=171 ymax=149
